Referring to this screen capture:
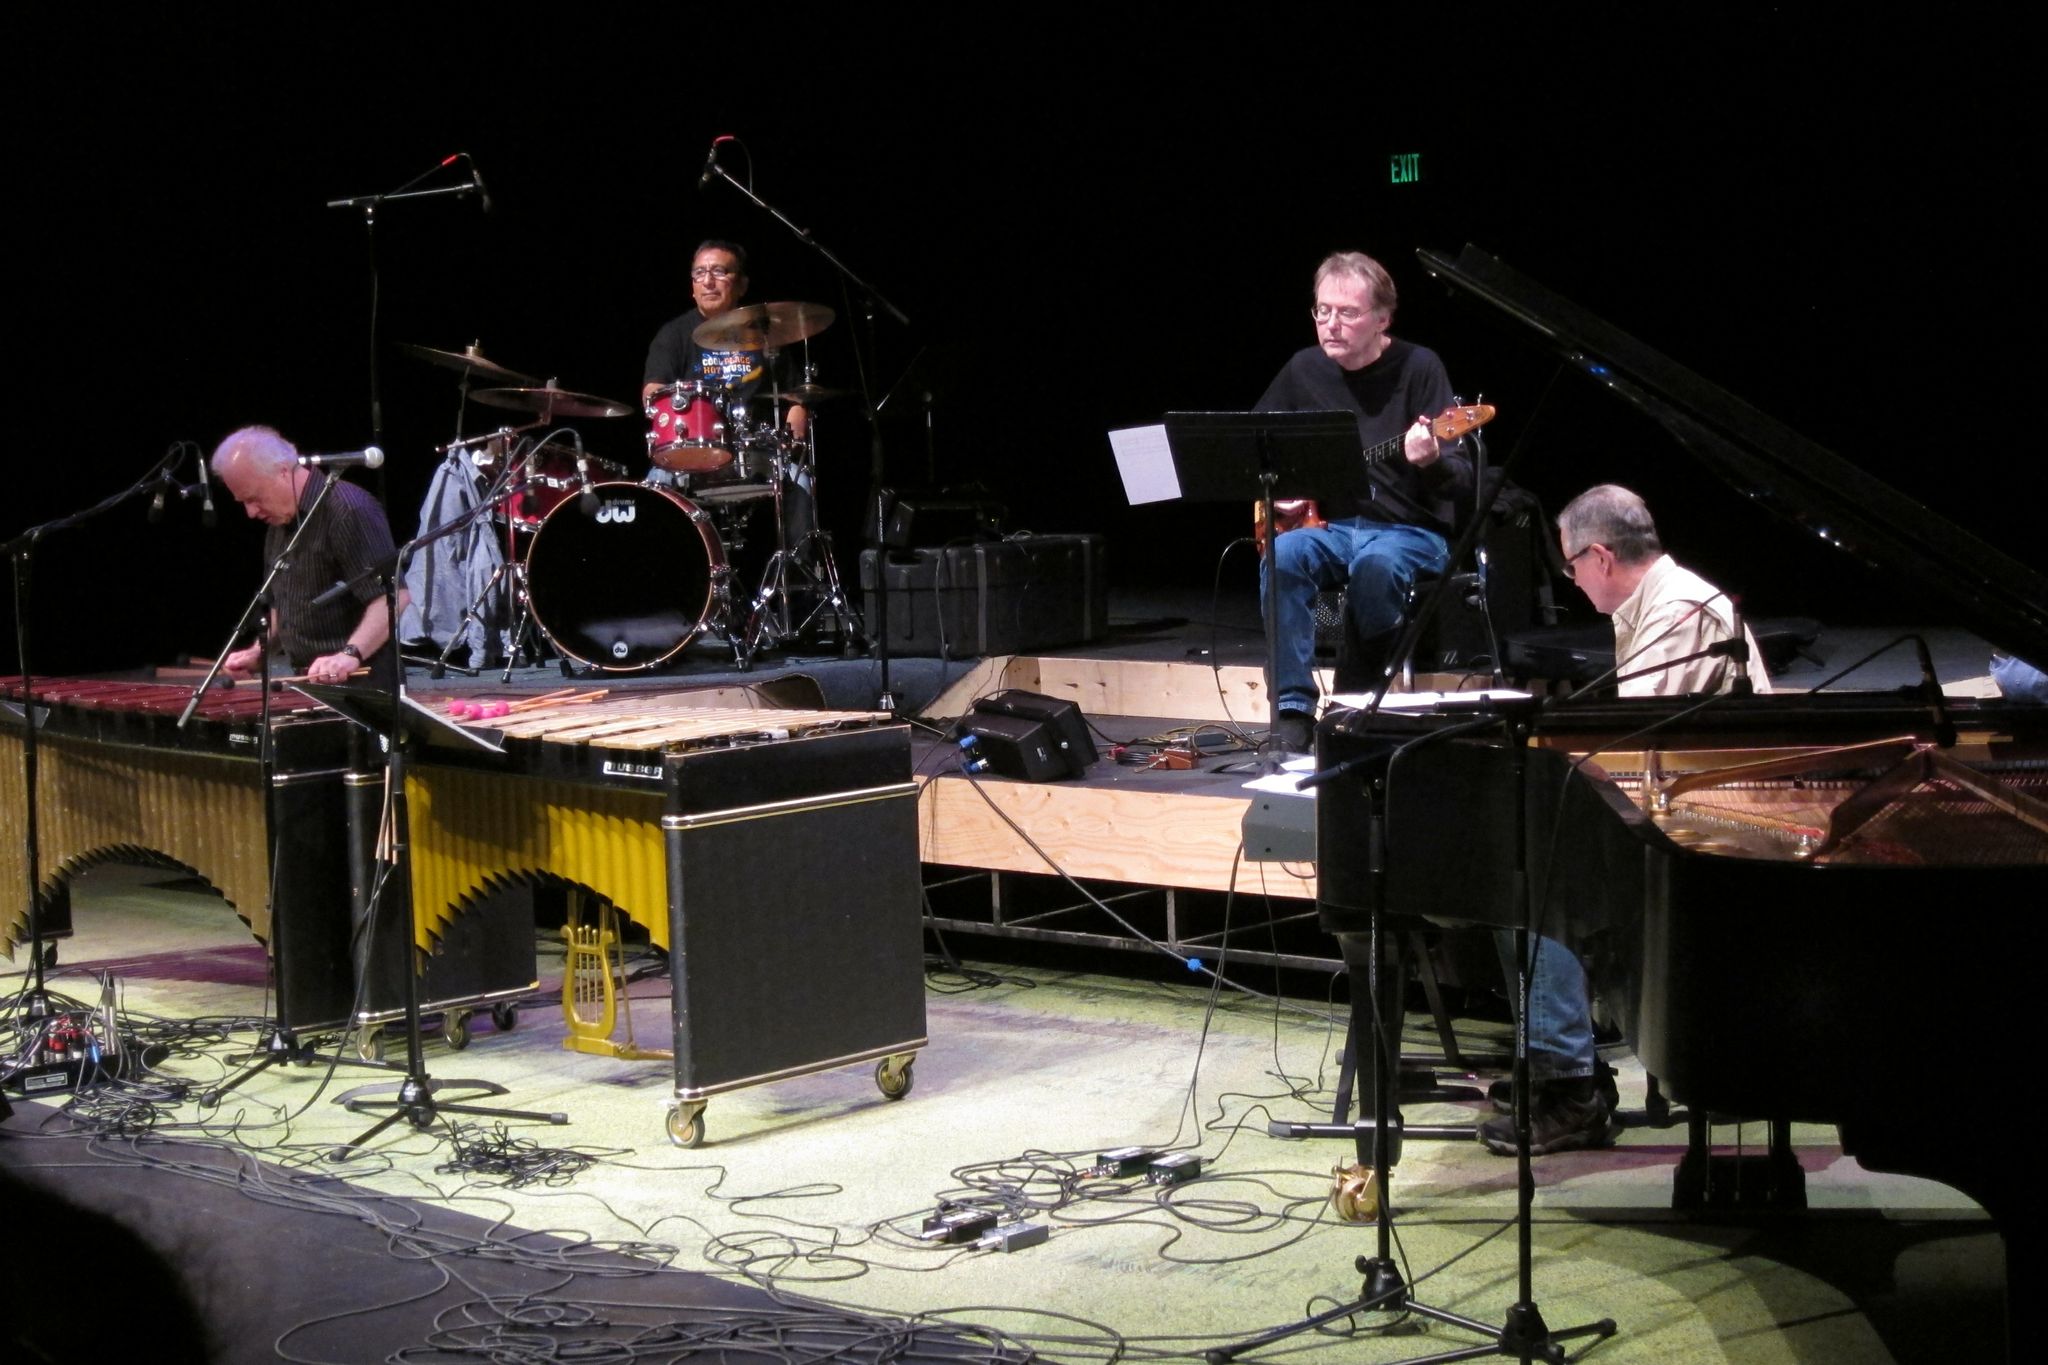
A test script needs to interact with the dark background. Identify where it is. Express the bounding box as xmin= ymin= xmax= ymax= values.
xmin=10 ymin=12 xmax=2037 ymax=677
